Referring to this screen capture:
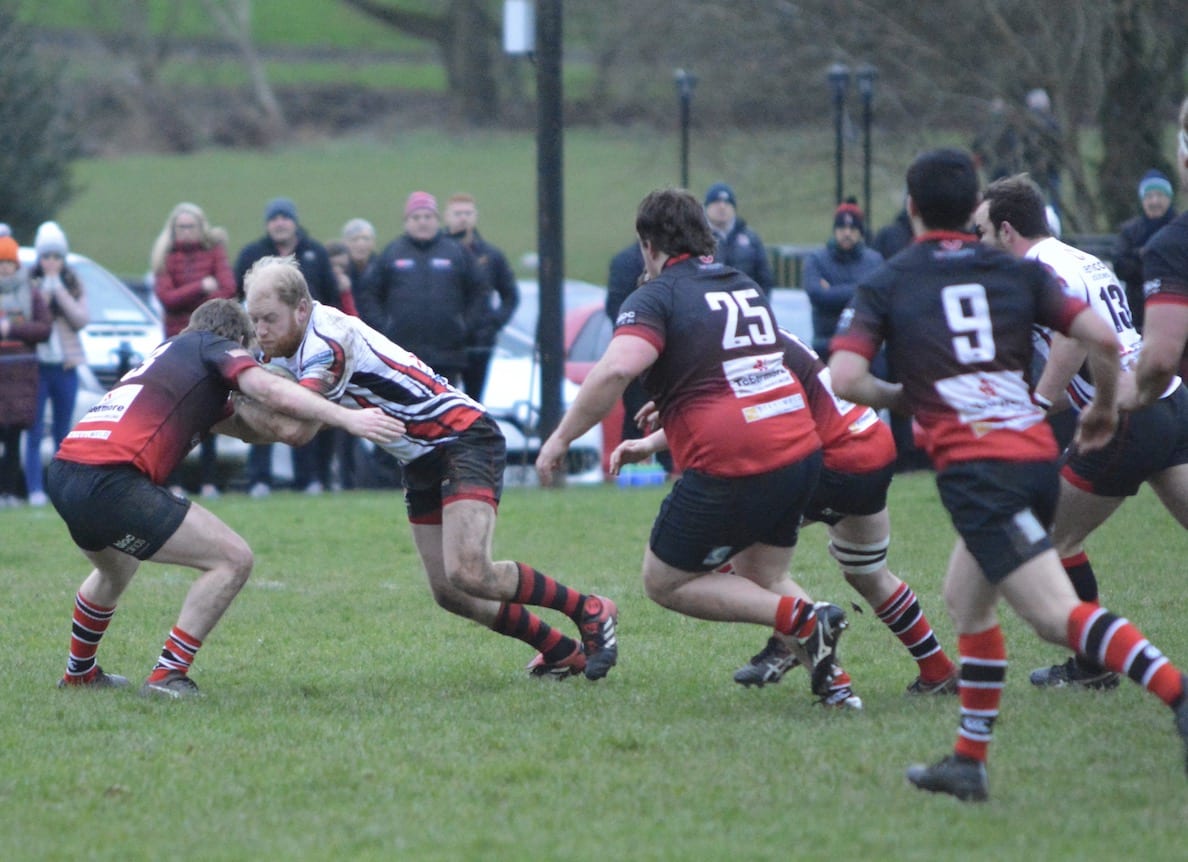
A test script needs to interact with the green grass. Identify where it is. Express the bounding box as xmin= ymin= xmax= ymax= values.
xmin=3 ymin=475 xmax=1188 ymax=860
xmin=60 ymin=125 xmax=937 ymax=285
